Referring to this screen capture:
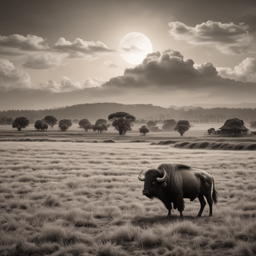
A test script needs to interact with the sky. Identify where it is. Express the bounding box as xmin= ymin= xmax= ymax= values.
xmin=0 ymin=0 xmax=256 ymax=110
